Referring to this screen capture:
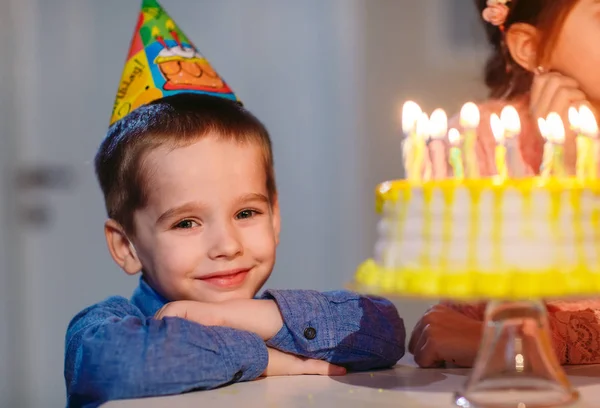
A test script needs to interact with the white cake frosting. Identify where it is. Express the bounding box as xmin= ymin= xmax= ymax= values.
xmin=375 ymin=186 xmax=600 ymax=274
